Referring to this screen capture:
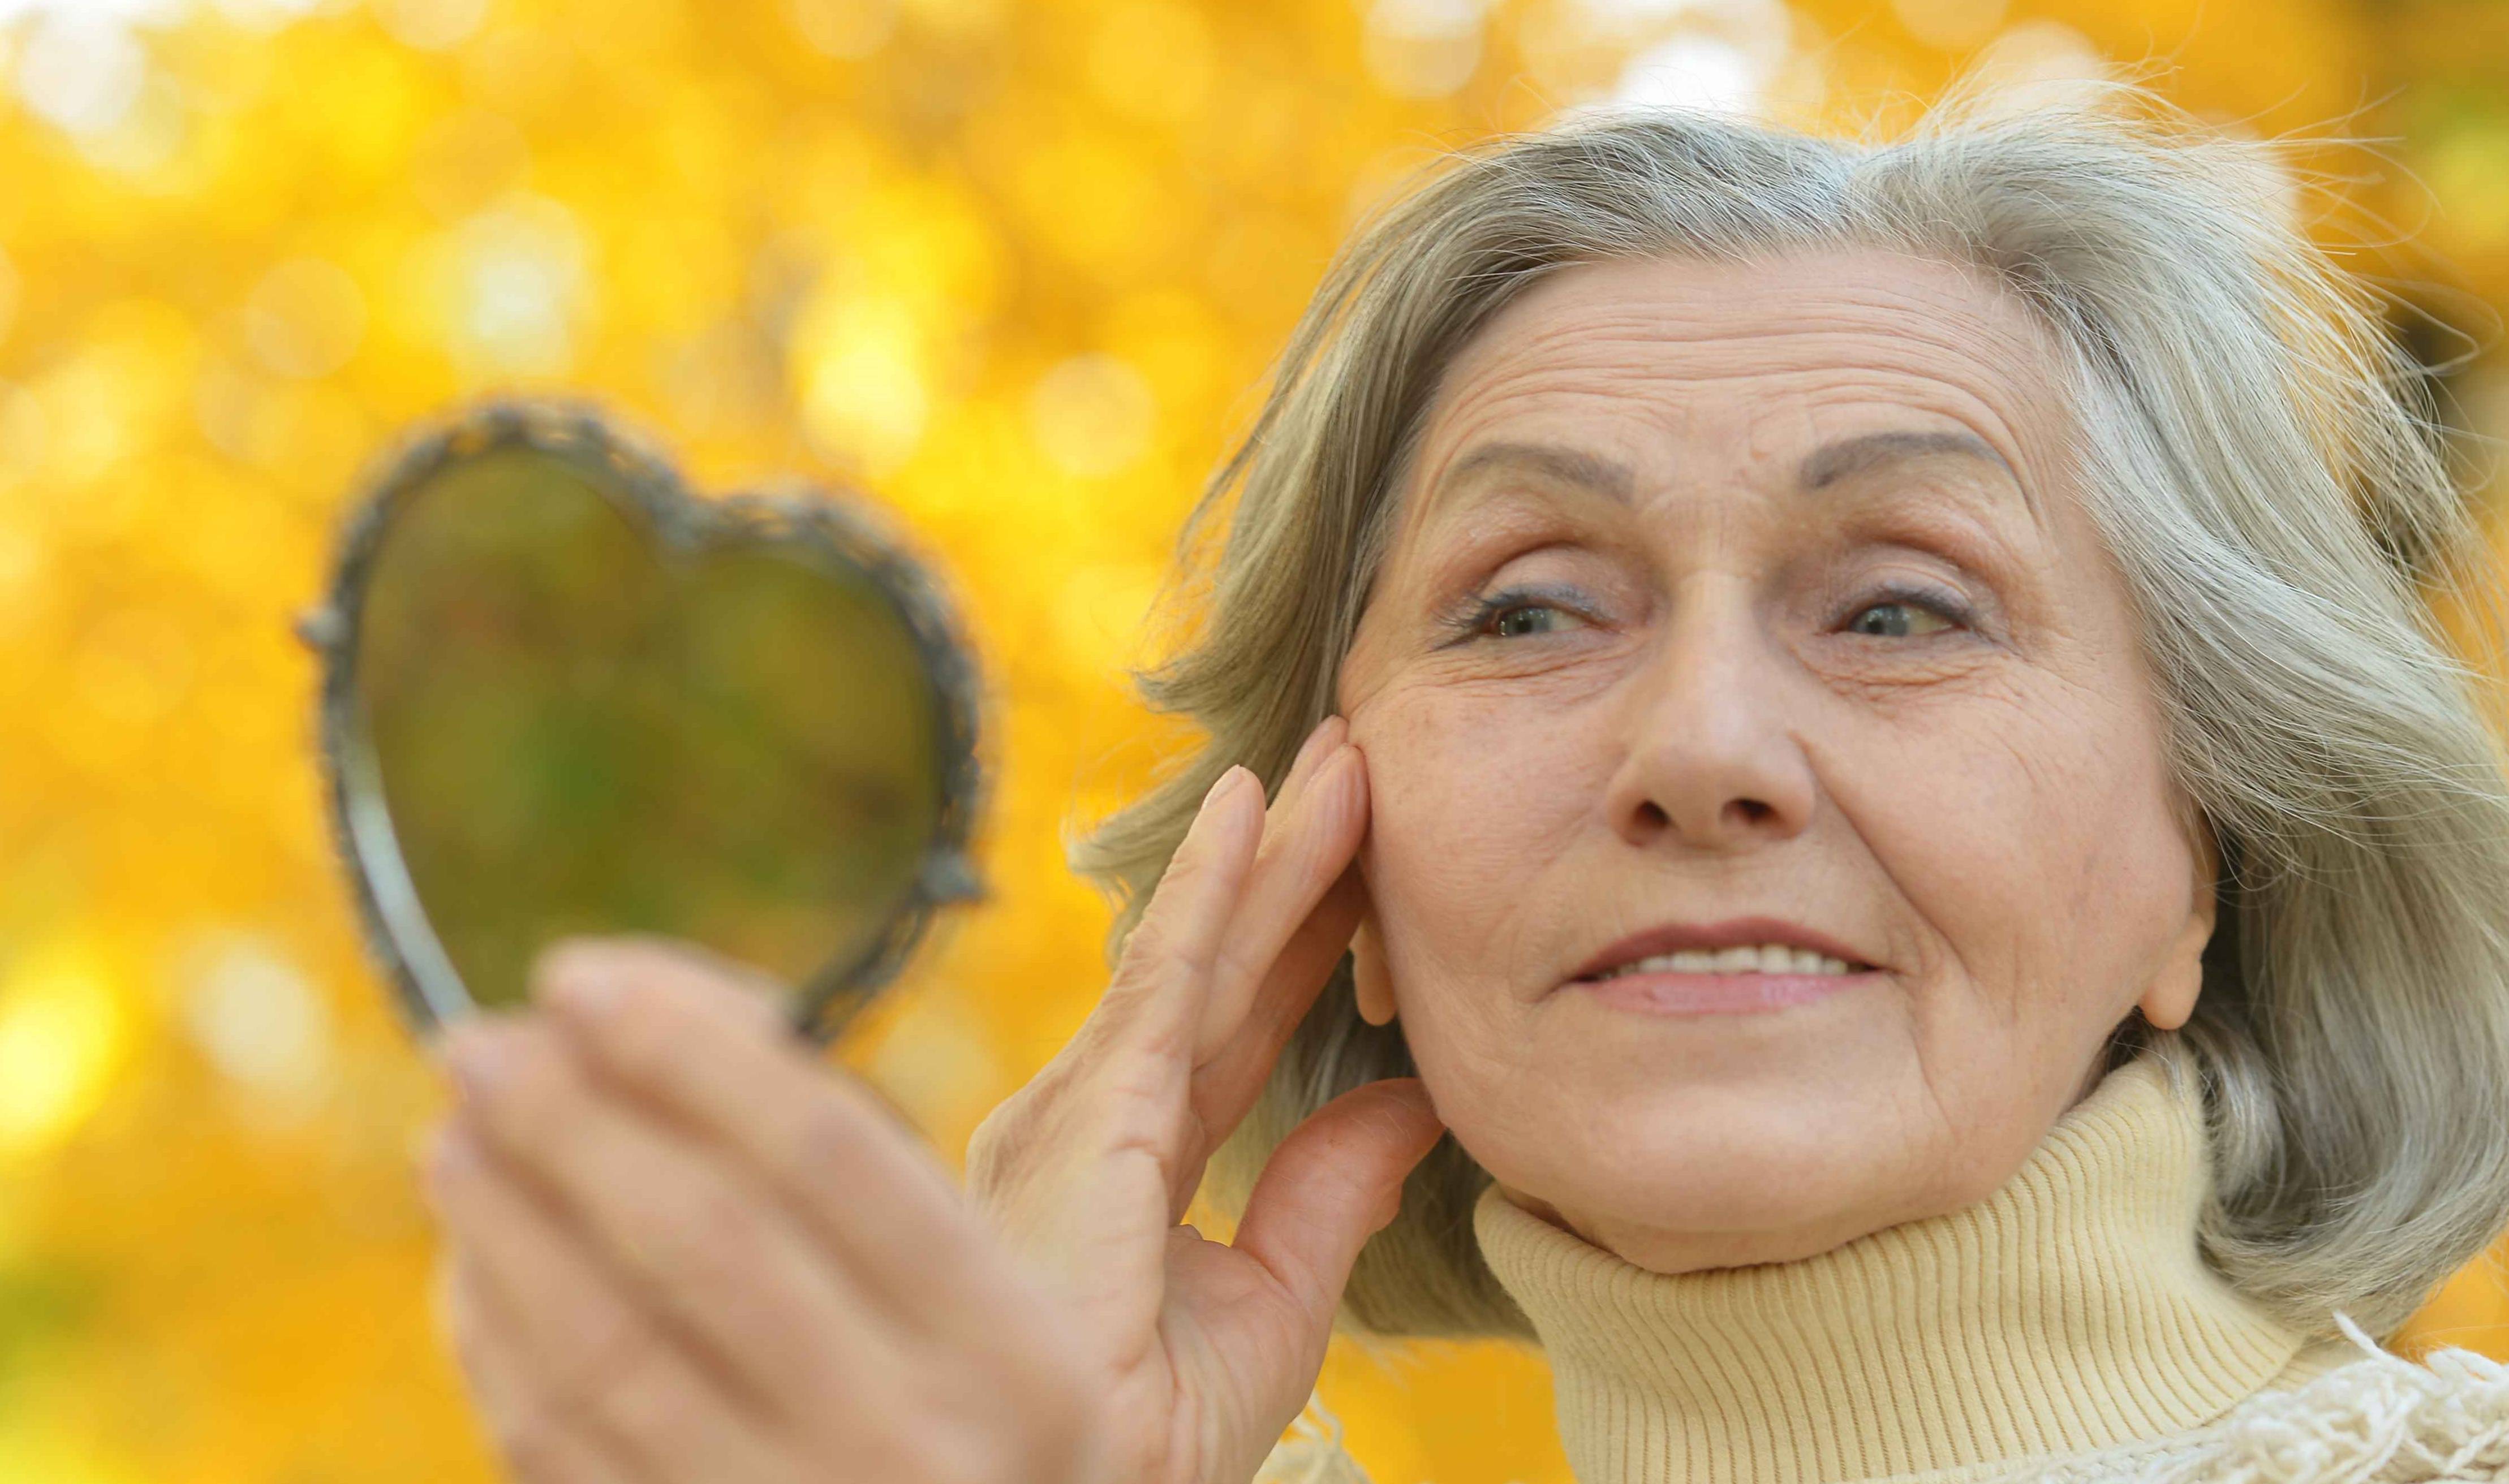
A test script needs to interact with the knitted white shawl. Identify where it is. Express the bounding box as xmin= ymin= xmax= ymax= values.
xmin=2019 ymin=1312 xmax=2509 ymax=1483
xmin=1255 ymin=1313 xmax=2509 ymax=1484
